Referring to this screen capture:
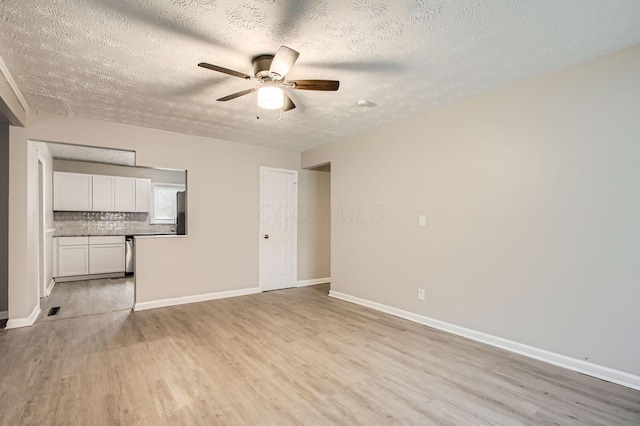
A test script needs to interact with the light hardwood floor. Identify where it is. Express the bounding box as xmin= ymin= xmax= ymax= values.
xmin=1 ymin=284 xmax=638 ymax=425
